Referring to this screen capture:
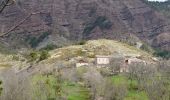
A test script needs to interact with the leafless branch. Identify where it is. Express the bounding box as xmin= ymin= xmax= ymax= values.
xmin=0 ymin=0 xmax=15 ymax=13
xmin=0 ymin=11 xmax=44 ymax=37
